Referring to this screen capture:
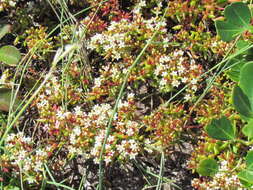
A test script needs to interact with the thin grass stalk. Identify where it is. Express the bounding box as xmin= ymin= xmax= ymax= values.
xmin=0 ymin=44 xmax=79 ymax=146
xmin=97 ymin=31 xmax=160 ymax=189
xmin=163 ymin=43 xmax=253 ymax=108
xmin=188 ymin=35 xmax=241 ymax=116
xmin=156 ymin=151 xmax=164 ymax=190
xmin=44 ymin=164 xmax=61 ymax=190
xmin=46 ymin=181 xmax=75 ymax=190
xmin=97 ymin=4 xmax=179 ymax=189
